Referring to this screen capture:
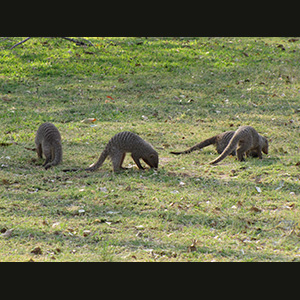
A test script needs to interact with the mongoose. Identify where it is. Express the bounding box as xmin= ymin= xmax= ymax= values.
xmin=35 ymin=122 xmax=63 ymax=170
xmin=85 ymin=131 xmax=159 ymax=172
xmin=209 ymin=126 xmax=268 ymax=165
xmin=170 ymin=130 xmax=236 ymax=156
